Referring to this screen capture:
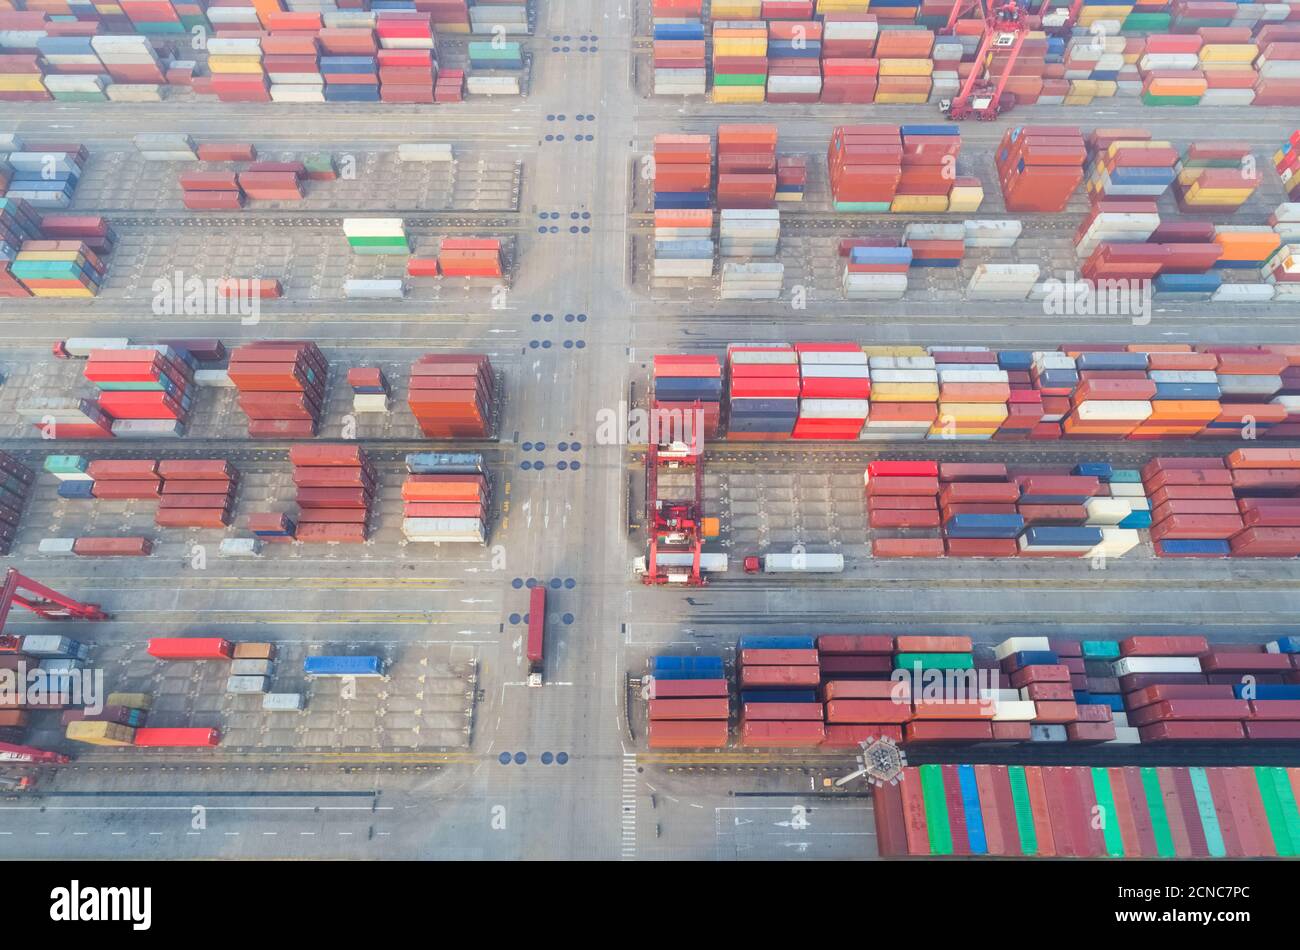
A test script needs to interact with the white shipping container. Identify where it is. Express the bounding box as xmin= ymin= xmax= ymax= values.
xmin=38 ymin=538 xmax=77 ymax=555
xmin=1112 ymin=656 xmax=1203 ymax=676
xmin=992 ymin=636 xmax=1052 ymax=660
xmin=219 ymin=538 xmax=263 ymax=557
